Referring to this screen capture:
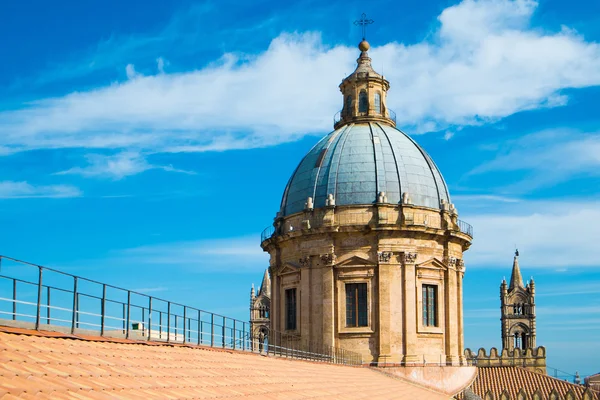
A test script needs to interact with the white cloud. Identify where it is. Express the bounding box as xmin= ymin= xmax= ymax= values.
xmin=470 ymin=129 xmax=600 ymax=189
xmin=116 ymin=236 xmax=269 ymax=273
xmin=125 ymin=64 xmax=139 ymax=80
xmin=55 ymin=151 xmax=195 ymax=180
xmin=453 ymin=194 xmax=521 ymax=203
xmin=0 ymin=0 xmax=599 ymax=154
xmin=0 ymin=181 xmax=82 ymax=199
xmin=156 ymin=57 xmax=166 ymax=74
xmin=463 ymin=200 xmax=600 ymax=268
